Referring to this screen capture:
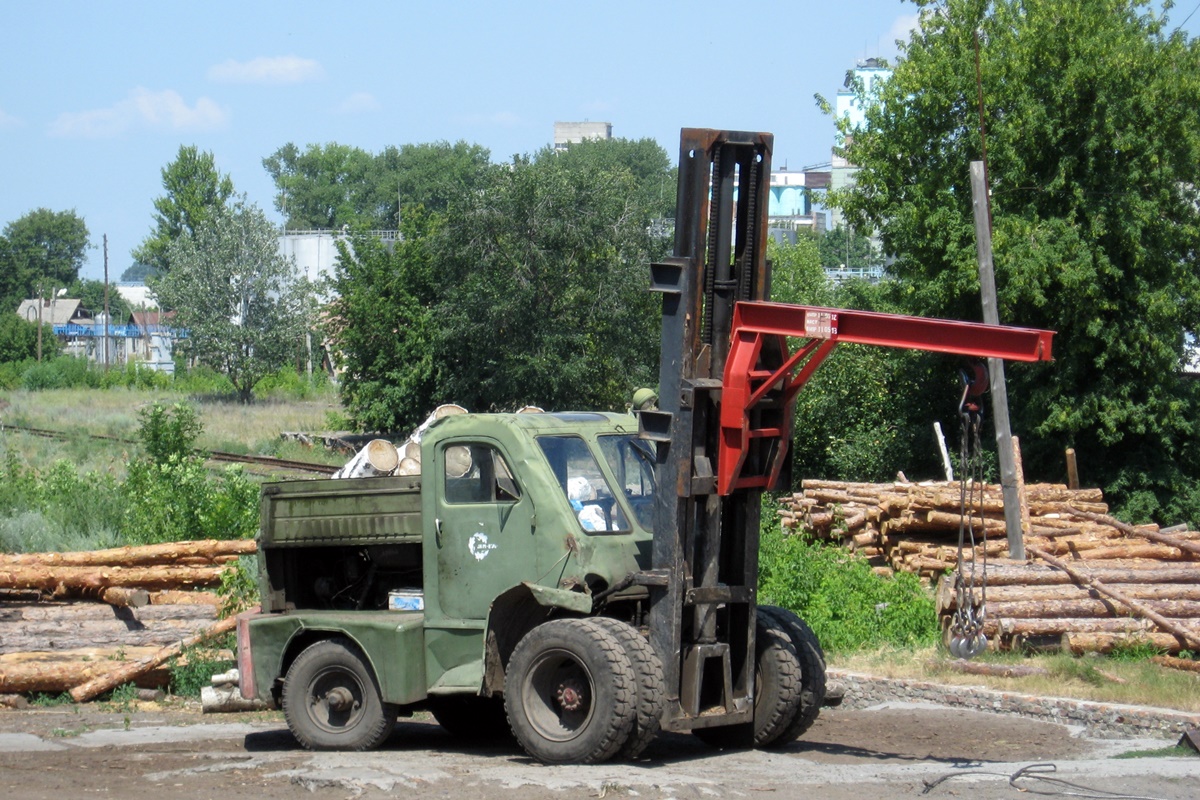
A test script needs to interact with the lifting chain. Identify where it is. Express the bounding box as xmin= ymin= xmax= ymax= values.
xmin=948 ymin=363 xmax=989 ymax=660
